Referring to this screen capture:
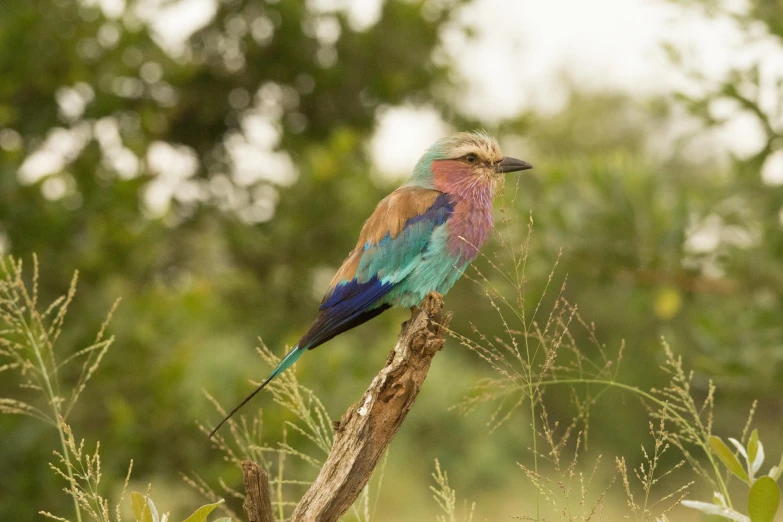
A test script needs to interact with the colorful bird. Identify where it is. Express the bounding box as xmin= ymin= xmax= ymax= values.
xmin=209 ymin=131 xmax=532 ymax=438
